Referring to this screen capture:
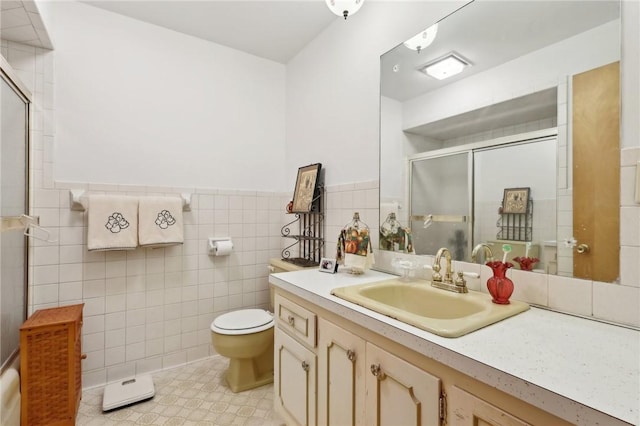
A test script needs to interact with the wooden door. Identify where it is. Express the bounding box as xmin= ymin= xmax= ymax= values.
xmin=572 ymin=61 xmax=620 ymax=281
xmin=449 ymin=386 xmax=531 ymax=426
xmin=317 ymin=318 xmax=366 ymax=426
xmin=274 ymin=328 xmax=317 ymax=426
xmin=365 ymin=343 xmax=441 ymax=426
